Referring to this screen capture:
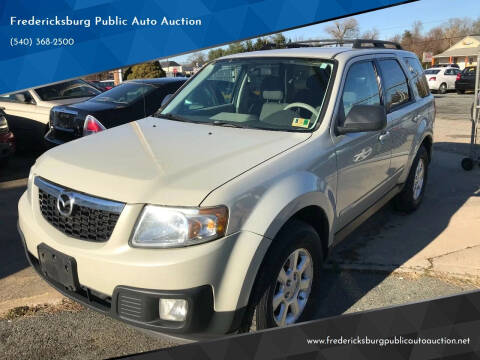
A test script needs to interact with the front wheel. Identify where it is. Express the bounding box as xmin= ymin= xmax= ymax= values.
xmin=395 ymin=146 xmax=429 ymax=213
xmin=246 ymin=220 xmax=323 ymax=331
